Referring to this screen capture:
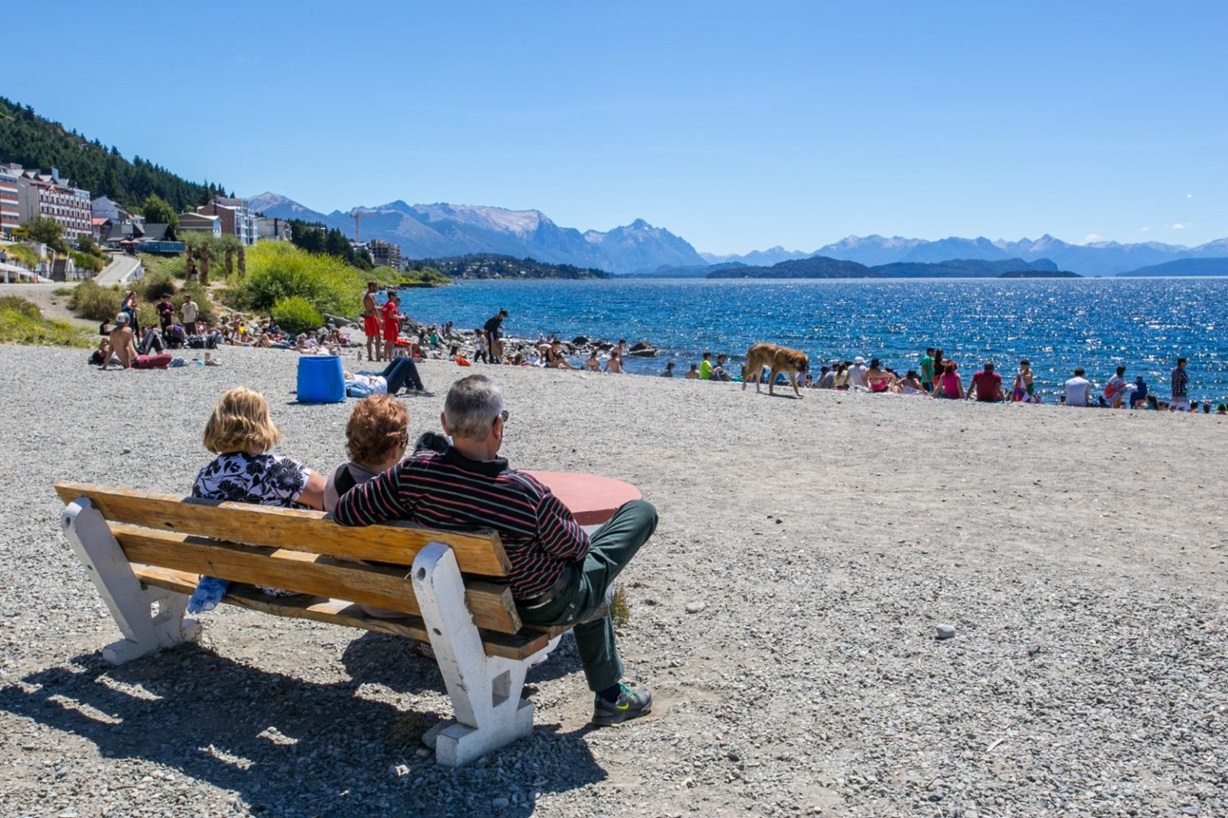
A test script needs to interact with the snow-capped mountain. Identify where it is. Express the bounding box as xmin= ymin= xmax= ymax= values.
xmin=246 ymin=193 xmax=705 ymax=274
